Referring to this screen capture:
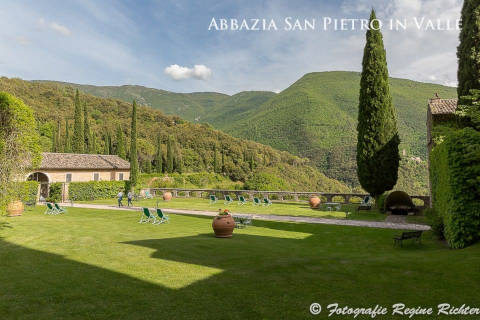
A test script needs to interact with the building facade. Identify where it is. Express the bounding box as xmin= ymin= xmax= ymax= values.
xmin=27 ymin=153 xmax=130 ymax=199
